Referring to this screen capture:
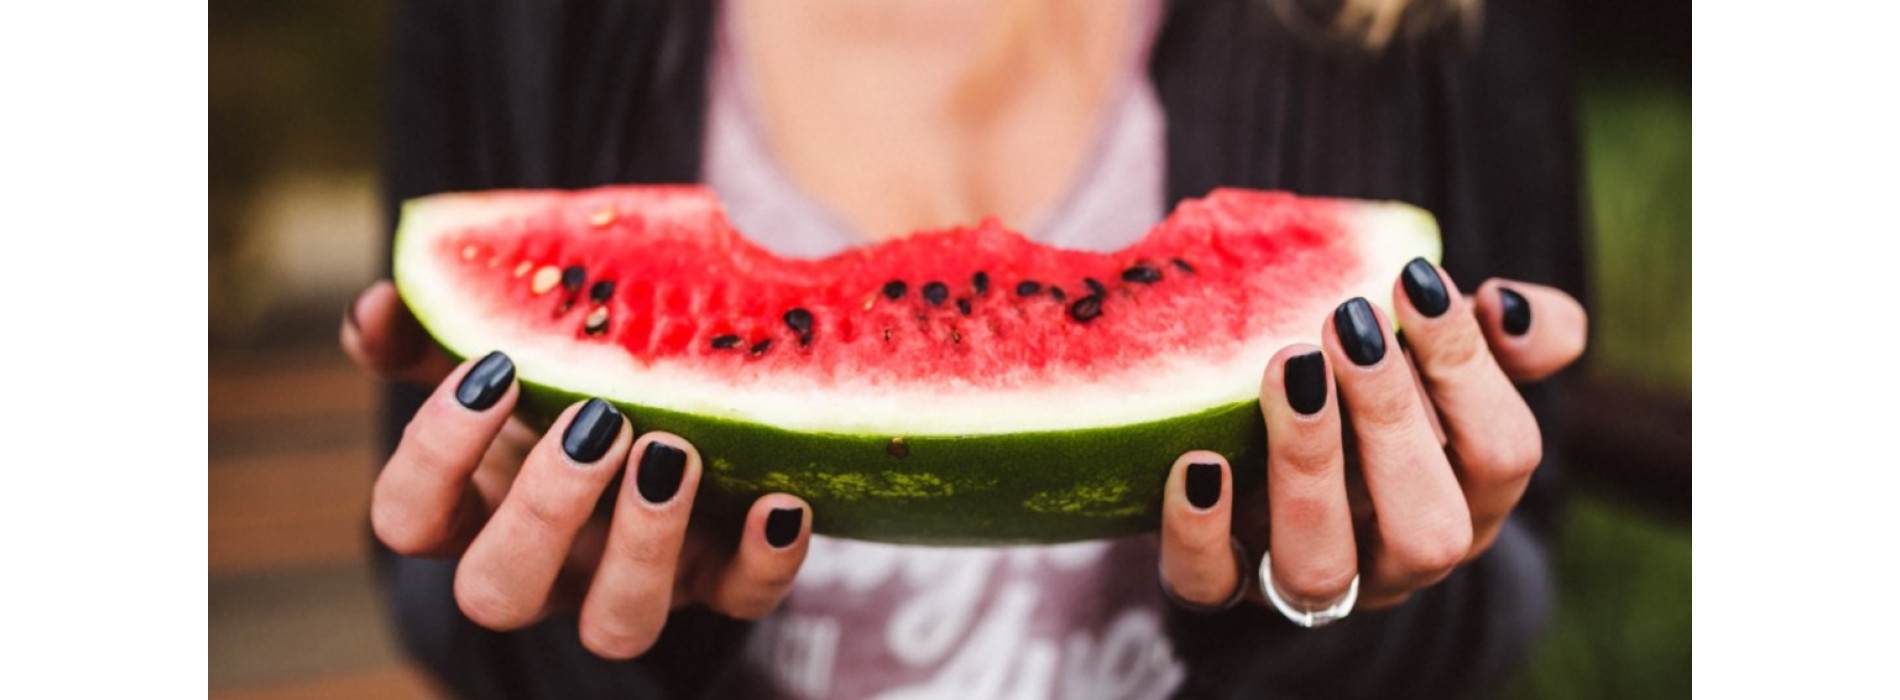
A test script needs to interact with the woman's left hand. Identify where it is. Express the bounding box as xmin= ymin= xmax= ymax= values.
xmin=1158 ymin=259 xmax=1587 ymax=618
